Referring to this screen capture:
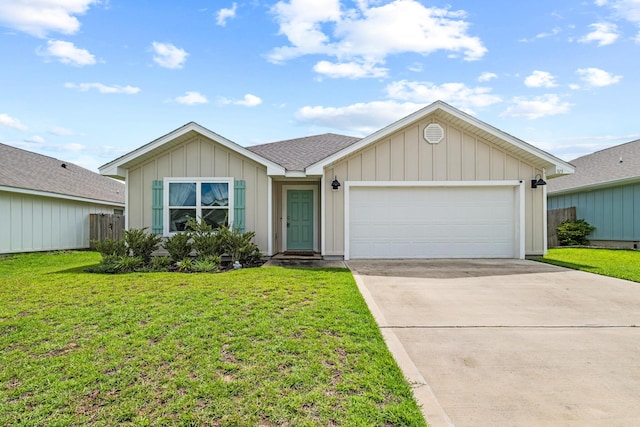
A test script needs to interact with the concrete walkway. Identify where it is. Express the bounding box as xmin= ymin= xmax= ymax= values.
xmin=348 ymin=259 xmax=640 ymax=427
